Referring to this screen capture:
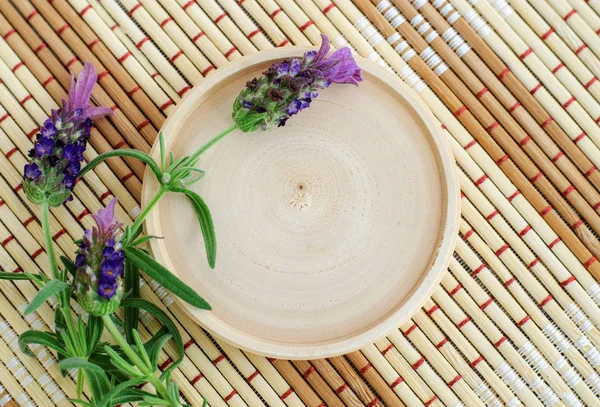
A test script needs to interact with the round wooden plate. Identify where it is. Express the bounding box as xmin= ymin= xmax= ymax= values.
xmin=143 ymin=48 xmax=459 ymax=359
